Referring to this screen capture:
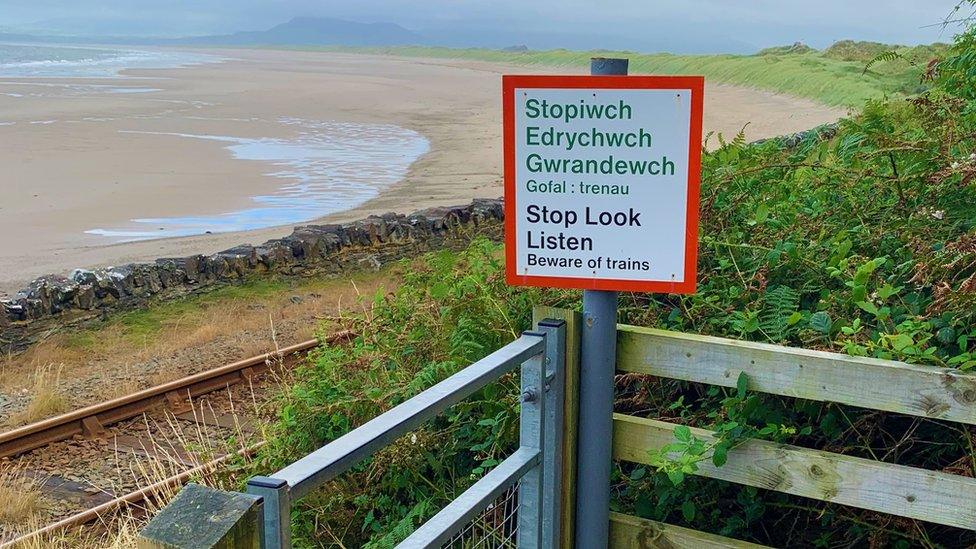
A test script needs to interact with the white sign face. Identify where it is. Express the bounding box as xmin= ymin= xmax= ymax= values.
xmin=503 ymin=76 xmax=703 ymax=293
